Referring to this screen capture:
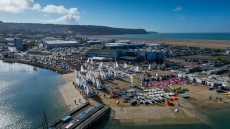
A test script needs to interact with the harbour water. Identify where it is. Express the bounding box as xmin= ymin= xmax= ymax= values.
xmin=0 ymin=60 xmax=68 ymax=128
xmin=105 ymin=33 xmax=230 ymax=40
